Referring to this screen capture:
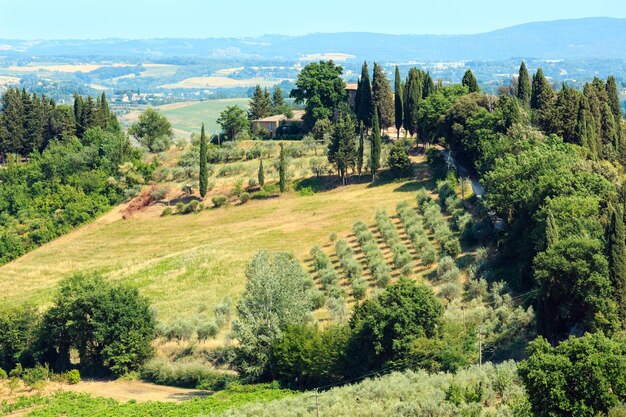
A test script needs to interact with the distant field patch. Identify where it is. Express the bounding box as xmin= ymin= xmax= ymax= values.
xmin=298 ymin=52 xmax=356 ymax=61
xmin=6 ymin=63 xmax=131 ymax=73
xmin=0 ymin=75 xmax=19 ymax=86
xmin=215 ymin=66 xmax=245 ymax=75
xmin=159 ymin=76 xmax=283 ymax=89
